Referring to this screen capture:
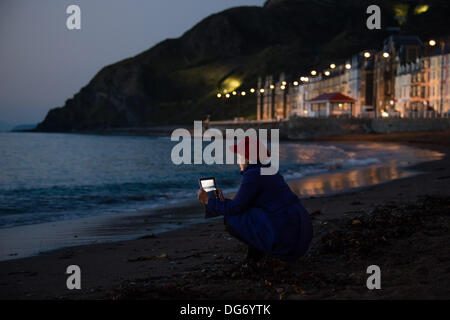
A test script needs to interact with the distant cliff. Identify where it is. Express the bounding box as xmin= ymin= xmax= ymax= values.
xmin=36 ymin=0 xmax=450 ymax=131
